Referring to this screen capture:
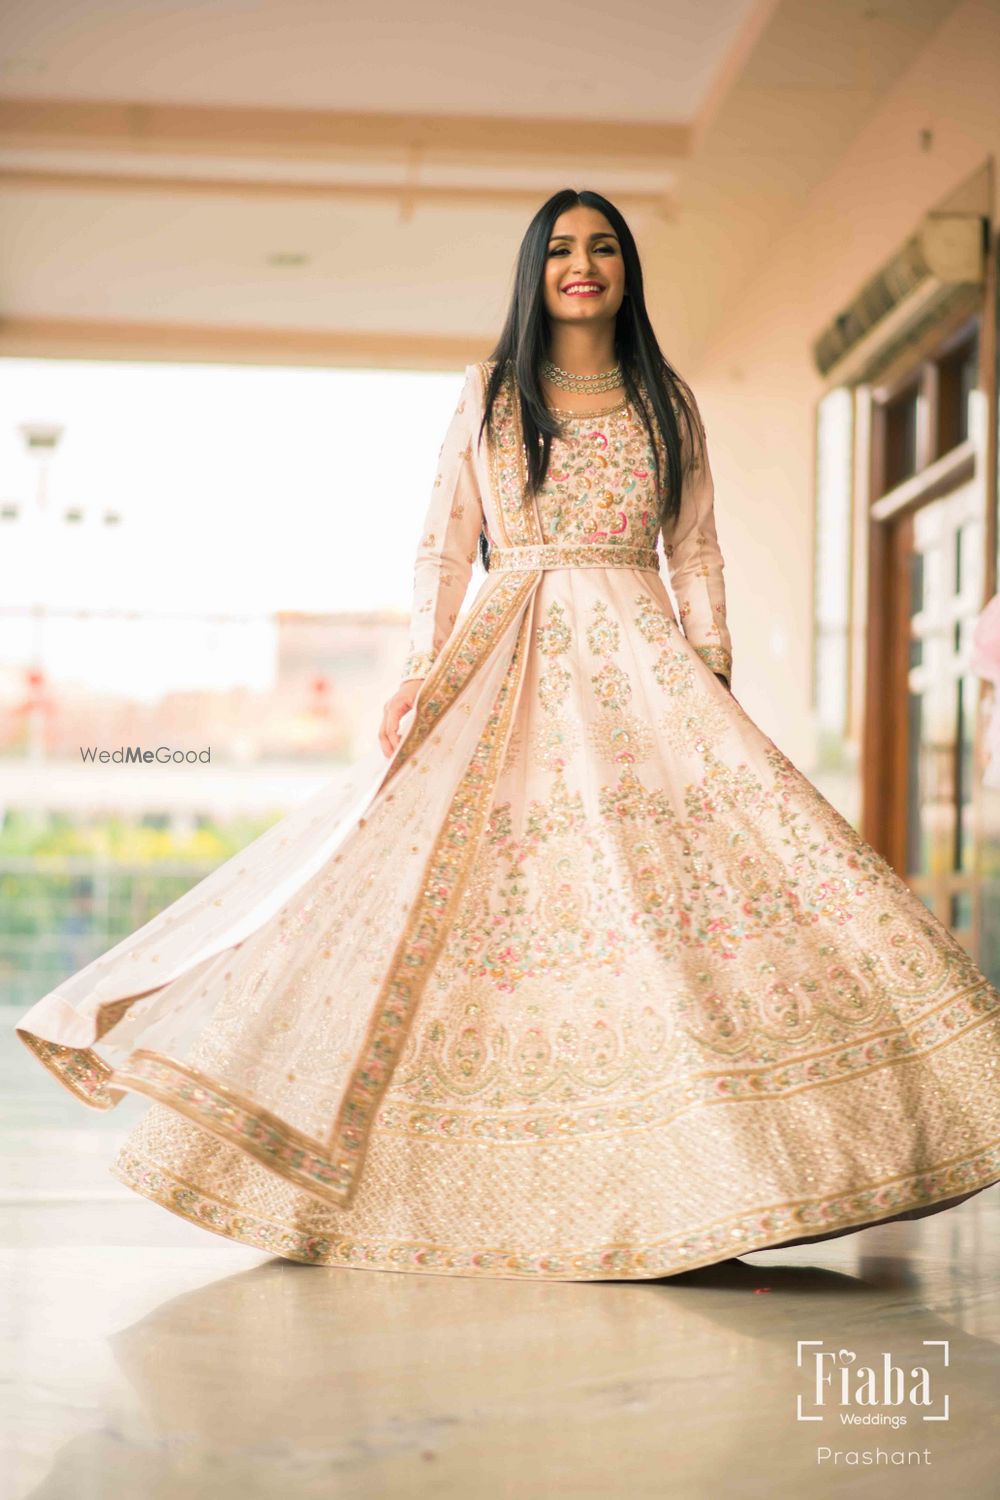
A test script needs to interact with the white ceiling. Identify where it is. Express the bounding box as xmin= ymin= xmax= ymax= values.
xmin=0 ymin=0 xmax=757 ymax=120
xmin=0 ymin=0 xmax=966 ymax=371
